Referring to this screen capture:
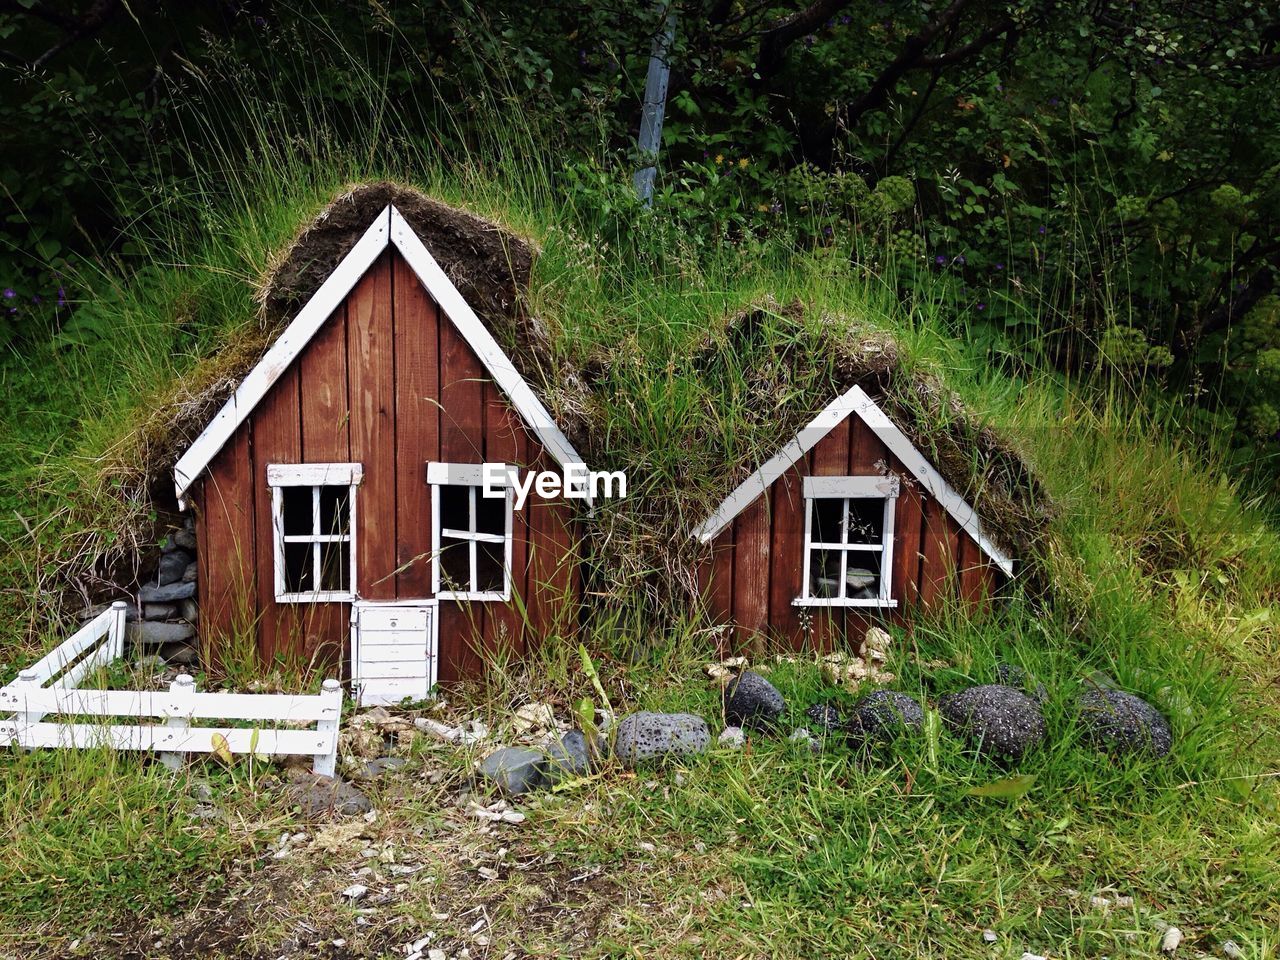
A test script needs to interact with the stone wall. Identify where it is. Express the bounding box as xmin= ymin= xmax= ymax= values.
xmin=80 ymin=515 xmax=199 ymax=669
